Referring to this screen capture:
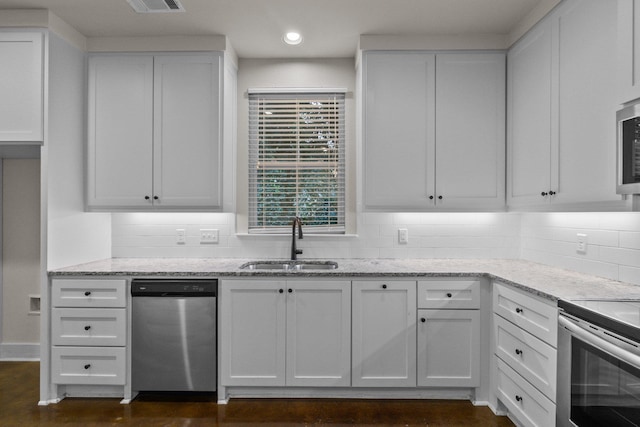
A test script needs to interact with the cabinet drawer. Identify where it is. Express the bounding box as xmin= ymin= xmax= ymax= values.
xmin=51 ymin=347 xmax=126 ymax=385
xmin=418 ymin=279 xmax=480 ymax=309
xmin=496 ymin=357 xmax=556 ymax=427
xmin=52 ymin=279 xmax=126 ymax=308
xmin=52 ymin=308 xmax=126 ymax=346
xmin=493 ymin=282 xmax=557 ymax=346
xmin=494 ymin=314 xmax=556 ymax=400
